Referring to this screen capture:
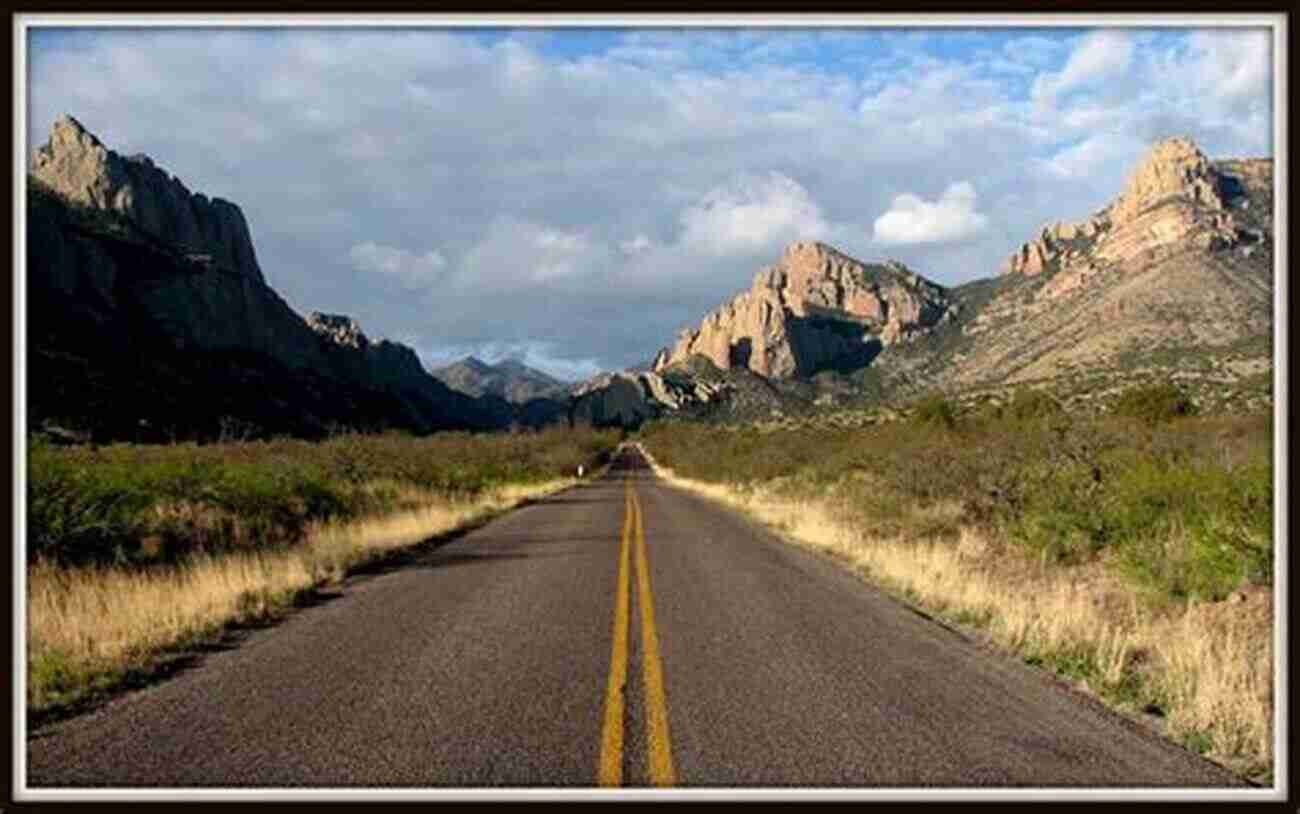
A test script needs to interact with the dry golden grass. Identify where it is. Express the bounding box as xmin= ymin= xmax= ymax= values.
xmin=636 ymin=445 xmax=1272 ymax=780
xmin=27 ymin=478 xmax=575 ymax=715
